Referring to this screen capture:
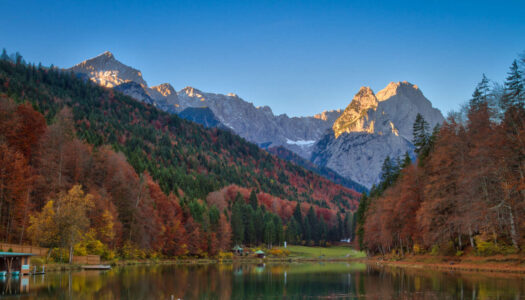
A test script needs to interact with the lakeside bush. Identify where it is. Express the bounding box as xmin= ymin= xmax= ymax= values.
xmin=268 ymin=248 xmax=290 ymax=257
xmin=218 ymin=251 xmax=233 ymax=260
xmin=475 ymin=236 xmax=517 ymax=256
